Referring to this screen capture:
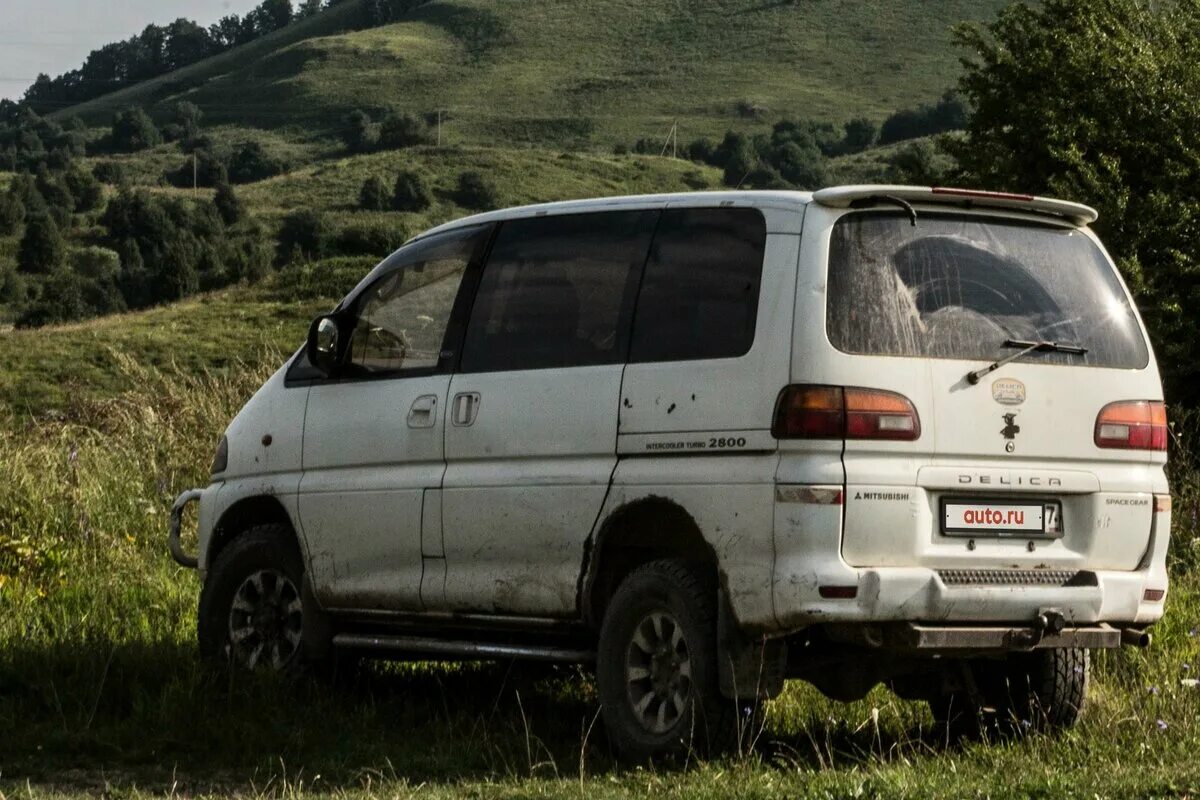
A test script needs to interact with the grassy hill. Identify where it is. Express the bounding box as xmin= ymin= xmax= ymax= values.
xmin=57 ymin=0 xmax=1005 ymax=148
xmin=0 ymin=147 xmax=719 ymax=417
